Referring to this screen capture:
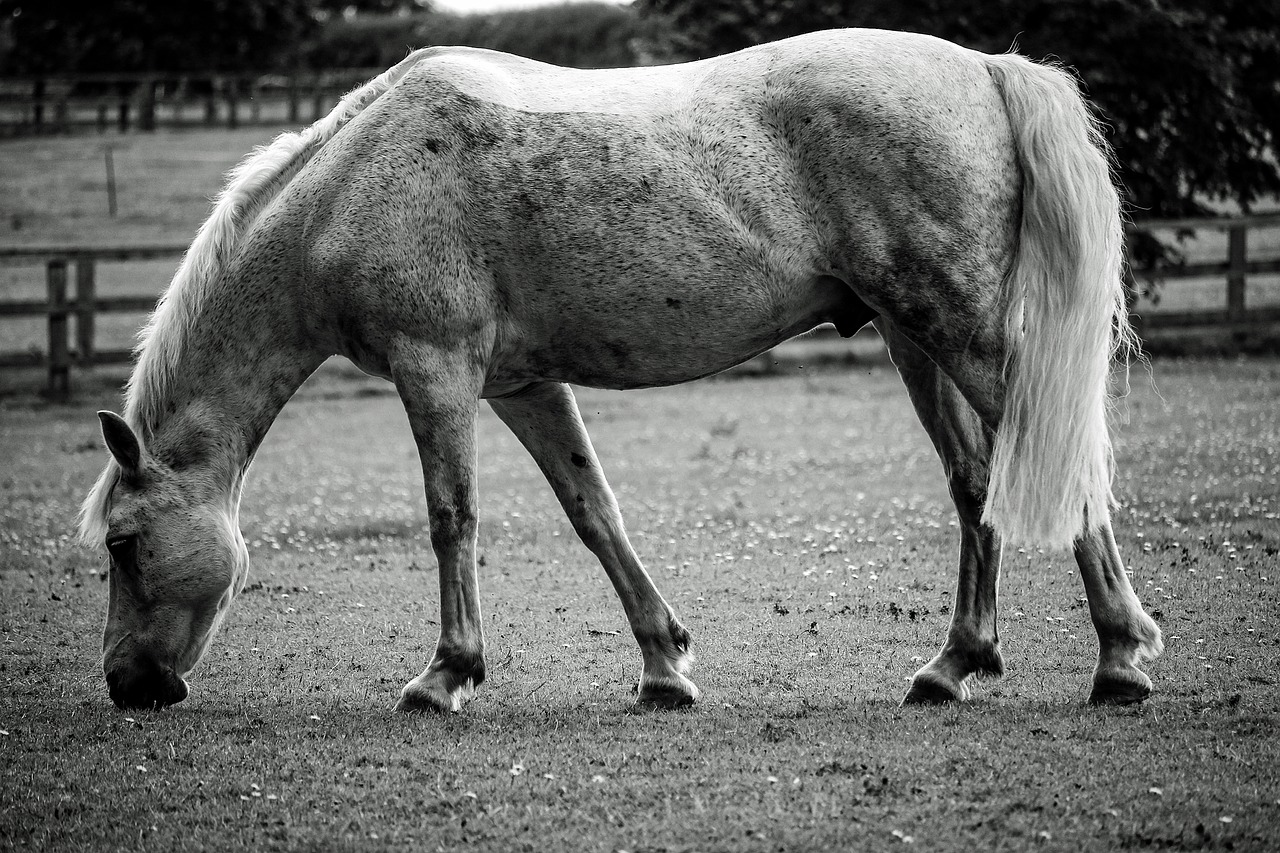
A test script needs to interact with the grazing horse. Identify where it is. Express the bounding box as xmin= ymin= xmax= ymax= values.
xmin=80 ymin=29 xmax=1162 ymax=712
